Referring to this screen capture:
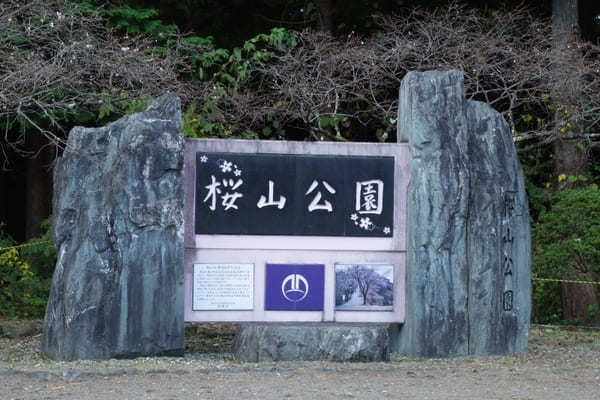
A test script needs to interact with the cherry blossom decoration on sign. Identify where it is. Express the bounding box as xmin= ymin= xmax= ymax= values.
xmin=201 ymin=156 xmax=244 ymax=211
xmin=349 ymin=179 xmax=391 ymax=235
